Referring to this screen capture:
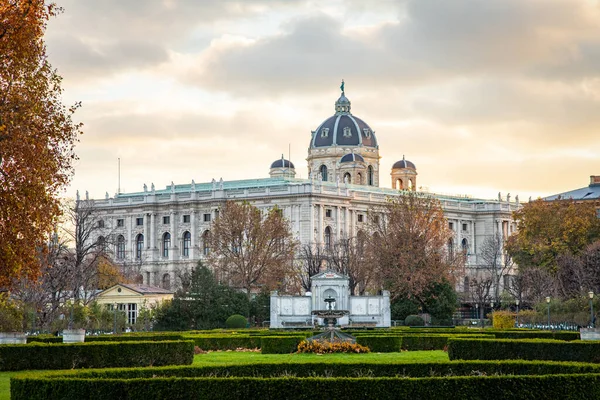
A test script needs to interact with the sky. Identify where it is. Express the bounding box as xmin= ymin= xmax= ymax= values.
xmin=45 ymin=0 xmax=600 ymax=201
